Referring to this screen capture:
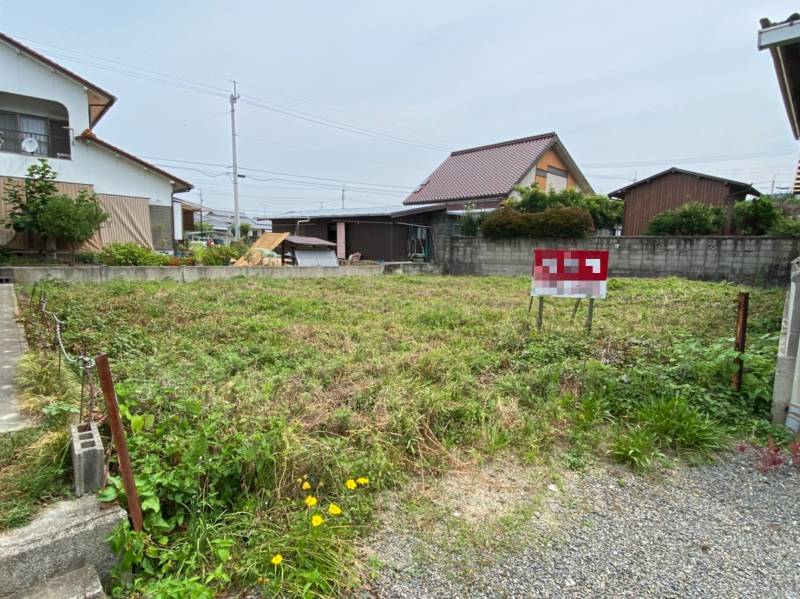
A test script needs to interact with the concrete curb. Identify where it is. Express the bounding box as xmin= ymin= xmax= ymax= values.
xmin=0 ymin=495 xmax=125 ymax=597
